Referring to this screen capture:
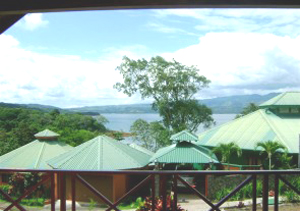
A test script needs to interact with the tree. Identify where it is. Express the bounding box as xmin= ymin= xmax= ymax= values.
xmin=130 ymin=119 xmax=170 ymax=150
xmin=114 ymin=56 xmax=214 ymax=133
xmin=212 ymin=142 xmax=242 ymax=170
xmin=235 ymin=103 xmax=259 ymax=119
xmin=130 ymin=119 xmax=152 ymax=150
xmin=255 ymin=140 xmax=287 ymax=170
